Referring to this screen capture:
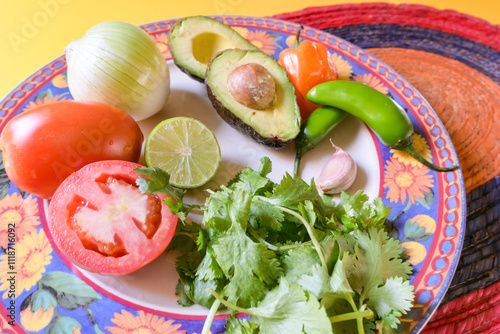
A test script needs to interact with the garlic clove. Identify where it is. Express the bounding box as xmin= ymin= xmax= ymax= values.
xmin=316 ymin=141 xmax=357 ymax=194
